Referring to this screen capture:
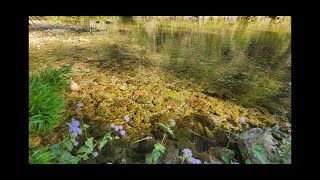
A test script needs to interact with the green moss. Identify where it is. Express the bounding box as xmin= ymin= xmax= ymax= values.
xmin=164 ymin=91 xmax=185 ymax=102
